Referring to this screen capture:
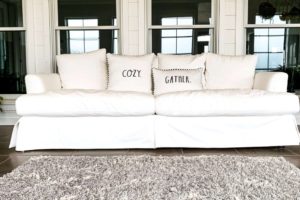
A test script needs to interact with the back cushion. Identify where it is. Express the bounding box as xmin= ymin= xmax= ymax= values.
xmin=157 ymin=53 xmax=206 ymax=69
xmin=205 ymin=53 xmax=257 ymax=89
xmin=56 ymin=49 xmax=107 ymax=90
xmin=107 ymin=53 xmax=155 ymax=93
